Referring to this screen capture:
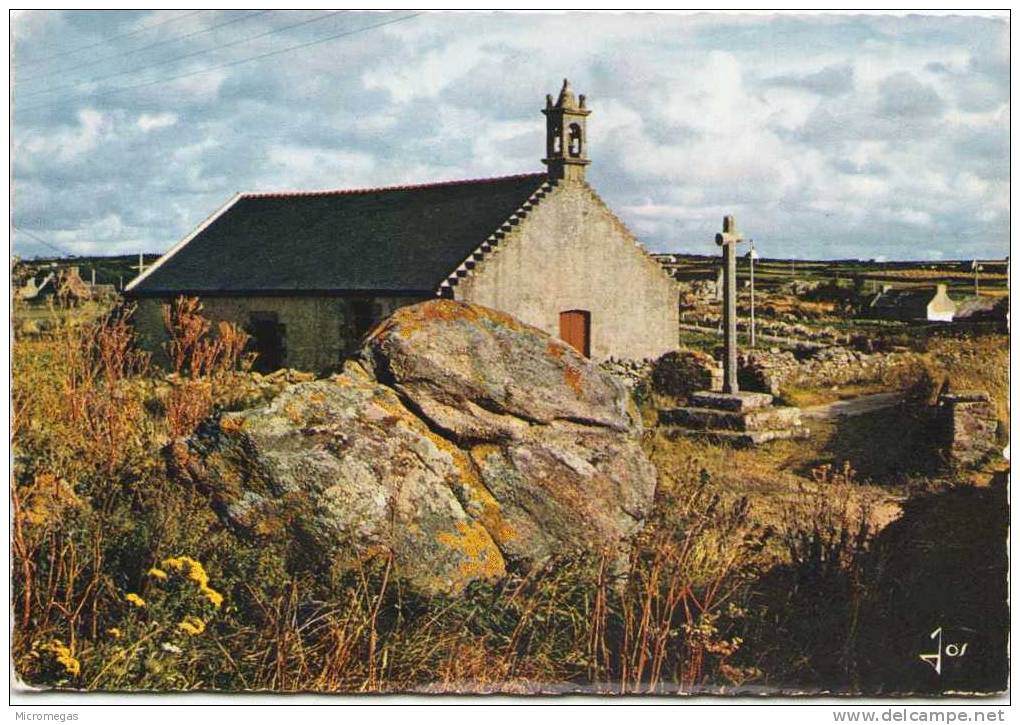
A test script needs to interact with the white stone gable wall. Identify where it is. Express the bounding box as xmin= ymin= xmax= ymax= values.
xmin=452 ymin=182 xmax=679 ymax=361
